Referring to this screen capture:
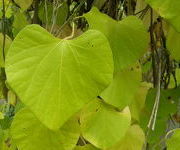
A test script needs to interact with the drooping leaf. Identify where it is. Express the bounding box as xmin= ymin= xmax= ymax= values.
xmin=0 ymin=34 xmax=12 ymax=67
xmin=80 ymin=99 xmax=131 ymax=149
xmin=5 ymin=25 xmax=113 ymax=130
xmin=145 ymin=0 xmax=180 ymax=32
xmin=167 ymin=129 xmax=180 ymax=150
xmin=38 ymin=1 xmax=68 ymax=26
xmin=101 ymin=63 xmax=141 ymax=109
xmin=84 ymin=7 xmax=148 ymax=72
xmin=107 ymin=125 xmax=145 ymax=150
xmin=14 ymin=0 xmax=33 ymax=10
xmin=11 ymin=108 xmax=80 ymax=150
